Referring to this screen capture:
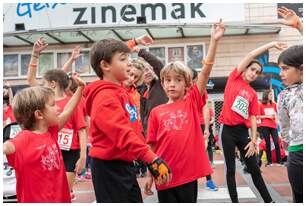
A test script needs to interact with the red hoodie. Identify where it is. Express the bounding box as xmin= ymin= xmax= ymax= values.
xmin=83 ymin=80 xmax=156 ymax=163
